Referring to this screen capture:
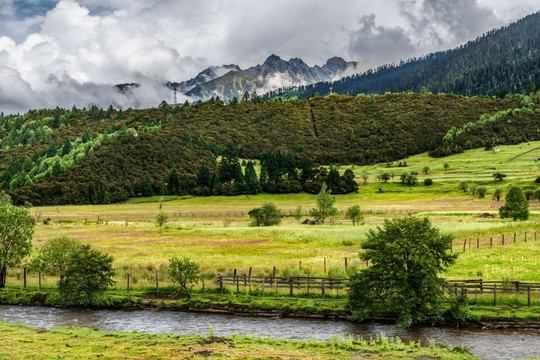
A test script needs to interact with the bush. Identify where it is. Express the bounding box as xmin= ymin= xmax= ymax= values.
xmin=535 ymin=176 xmax=540 ymax=184
xmin=476 ymin=186 xmax=487 ymax=198
xmin=155 ymin=211 xmax=168 ymax=227
xmin=248 ymin=202 xmax=283 ymax=226
xmin=424 ymin=178 xmax=433 ymax=186
xmin=168 ymin=256 xmax=200 ymax=297
xmin=58 ymin=245 xmax=115 ymax=305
